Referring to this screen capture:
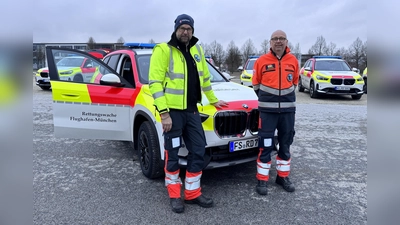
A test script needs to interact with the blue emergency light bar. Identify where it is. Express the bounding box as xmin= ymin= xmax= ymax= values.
xmin=249 ymin=55 xmax=260 ymax=59
xmin=124 ymin=43 xmax=156 ymax=49
xmin=313 ymin=56 xmax=342 ymax=59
